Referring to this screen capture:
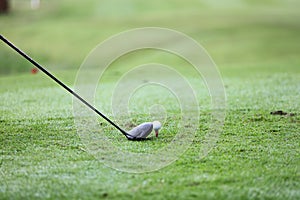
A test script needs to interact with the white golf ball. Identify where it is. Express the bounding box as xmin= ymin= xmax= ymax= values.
xmin=153 ymin=121 xmax=162 ymax=130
